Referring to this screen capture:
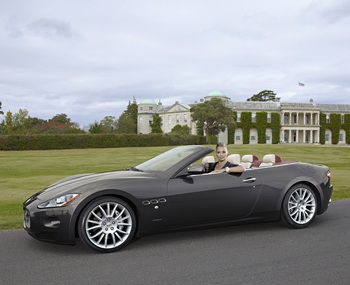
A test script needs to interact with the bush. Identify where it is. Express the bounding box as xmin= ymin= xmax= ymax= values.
xmin=0 ymin=134 xmax=206 ymax=150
